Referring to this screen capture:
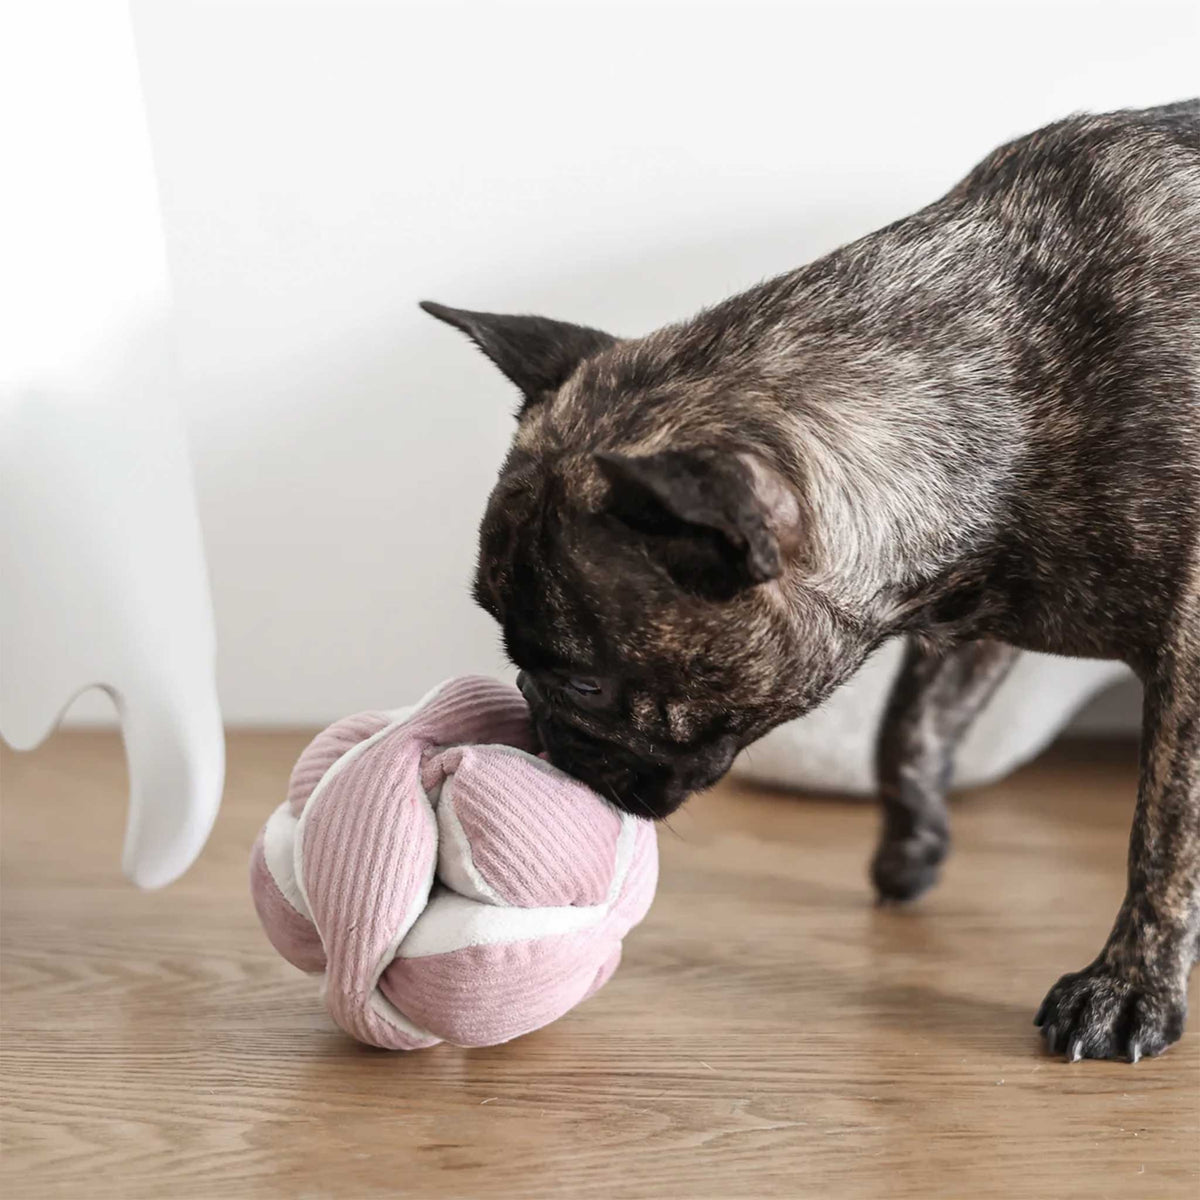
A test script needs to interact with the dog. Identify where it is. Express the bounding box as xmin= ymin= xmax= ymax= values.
xmin=421 ymin=100 xmax=1200 ymax=1062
